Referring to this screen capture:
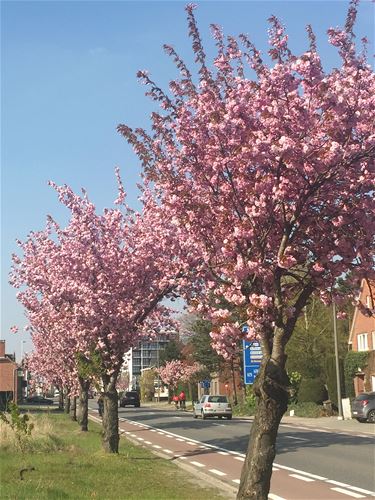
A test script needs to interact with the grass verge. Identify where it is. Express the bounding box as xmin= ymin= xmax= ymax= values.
xmin=0 ymin=411 xmax=226 ymax=499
